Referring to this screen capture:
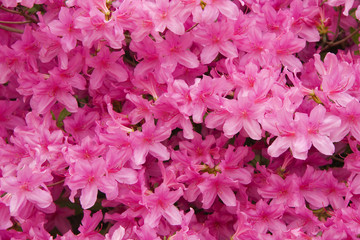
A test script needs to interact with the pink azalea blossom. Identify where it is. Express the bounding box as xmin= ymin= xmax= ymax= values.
xmin=246 ymin=199 xmax=286 ymax=234
xmin=194 ymin=21 xmax=238 ymax=64
xmin=48 ymin=7 xmax=82 ymax=52
xmin=130 ymin=120 xmax=171 ymax=165
xmin=143 ymin=0 xmax=185 ymax=35
xmin=297 ymin=104 xmax=341 ymax=155
xmin=197 ymin=172 xmax=238 ymax=209
xmin=74 ymin=8 xmax=124 ymax=49
xmin=30 ymin=77 xmax=79 ymax=114
xmin=223 ymin=95 xmax=264 ymax=140
xmin=156 ymin=32 xmax=199 ymax=71
xmin=86 ymin=47 xmax=128 ymax=90
xmin=143 ymin=184 xmax=183 ymax=227
xmin=66 ymin=159 xmax=116 ymax=209
xmin=1 ymin=166 xmax=53 ymax=215
xmin=264 ymin=109 xmax=309 ymax=160
xmin=331 ymin=99 xmax=360 ymax=142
